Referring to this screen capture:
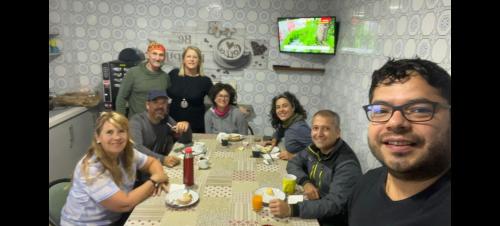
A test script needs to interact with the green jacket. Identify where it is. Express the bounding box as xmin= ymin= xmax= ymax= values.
xmin=115 ymin=62 xmax=171 ymax=118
